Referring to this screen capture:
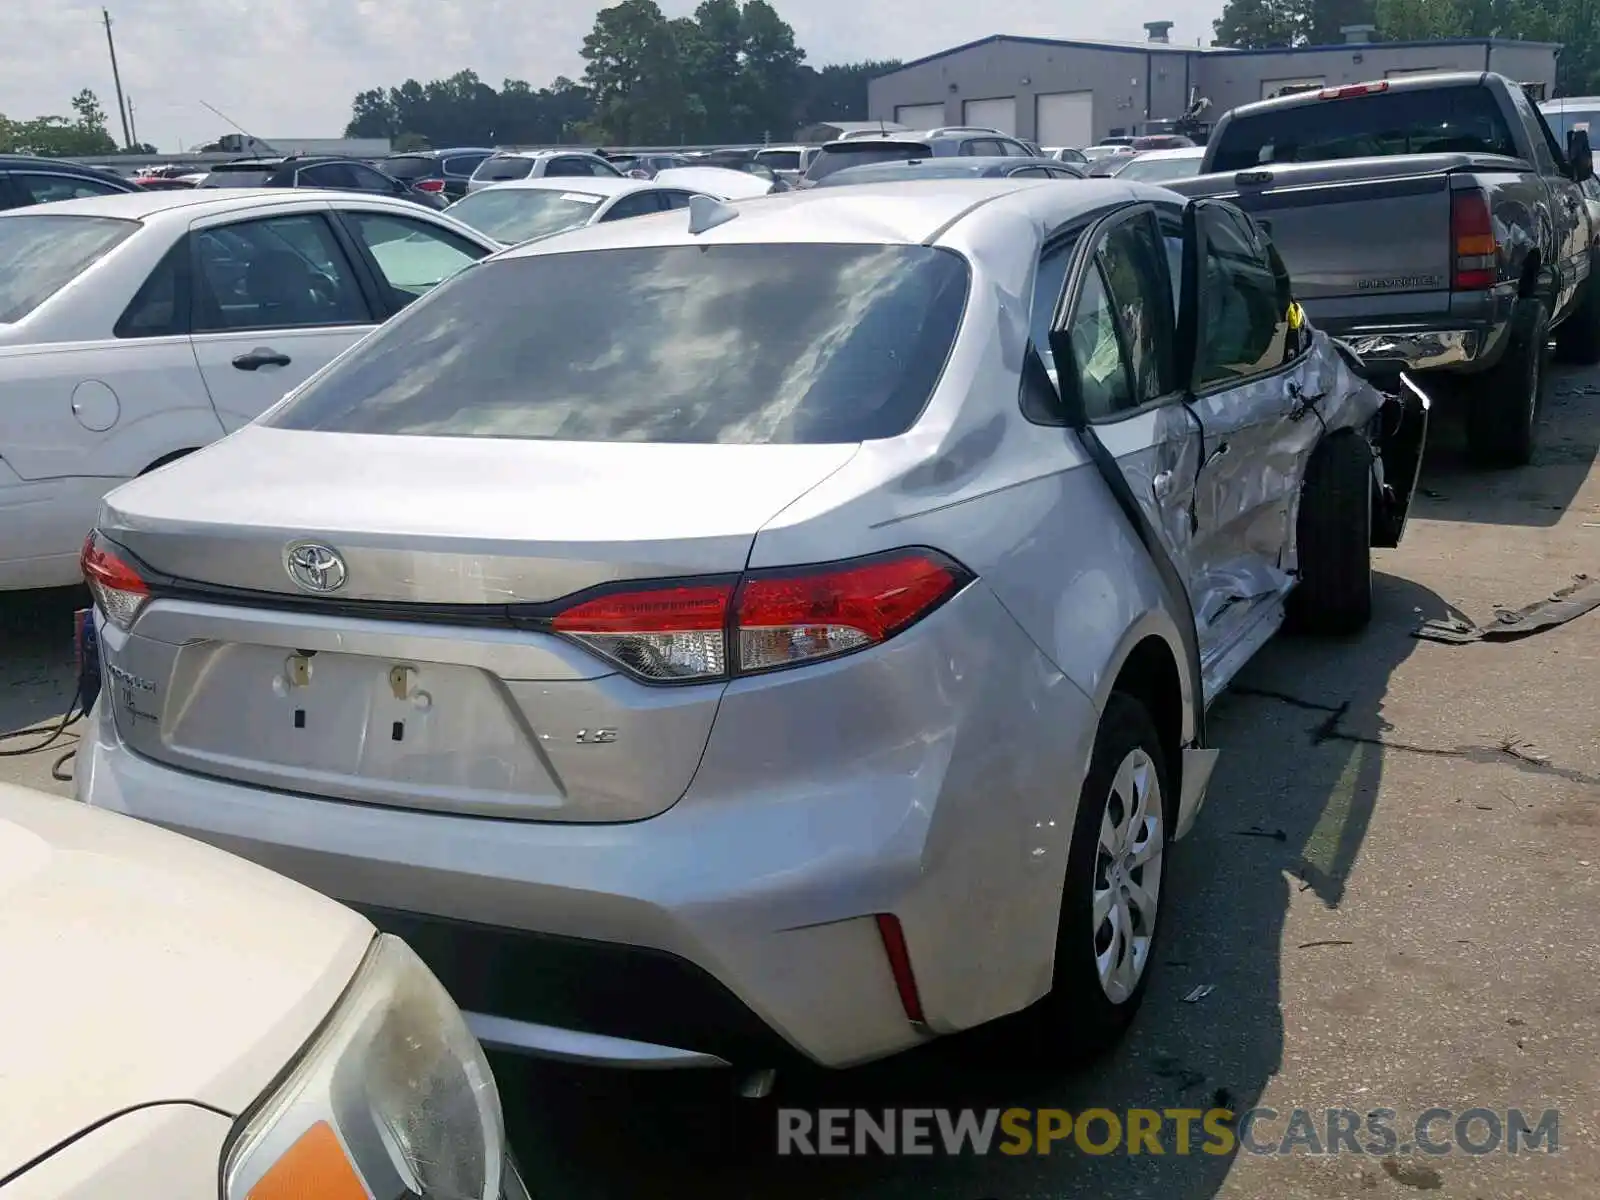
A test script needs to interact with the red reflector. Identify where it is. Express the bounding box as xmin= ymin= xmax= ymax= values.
xmin=875 ymin=914 xmax=926 ymax=1025
xmin=413 ymin=178 xmax=446 ymax=192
